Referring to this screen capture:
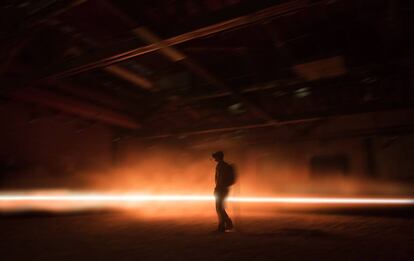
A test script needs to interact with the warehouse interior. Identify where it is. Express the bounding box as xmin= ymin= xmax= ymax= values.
xmin=1 ymin=0 xmax=414 ymax=260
